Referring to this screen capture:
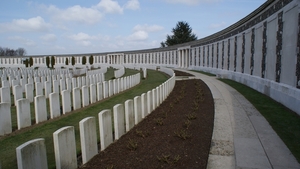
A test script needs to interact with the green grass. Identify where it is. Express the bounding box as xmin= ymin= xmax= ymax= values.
xmin=219 ymin=79 xmax=300 ymax=163
xmin=0 ymin=69 xmax=169 ymax=169
xmin=190 ymin=70 xmax=216 ymax=77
